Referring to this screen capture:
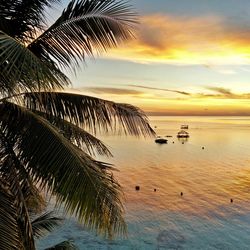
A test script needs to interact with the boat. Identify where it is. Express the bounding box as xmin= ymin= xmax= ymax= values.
xmin=177 ymin=130 xmax=190 ymax=138
xmin=181 ymin=125 xmax=189 ymax=129
xmin=155 ymin=138 xmax=168 ymax=144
